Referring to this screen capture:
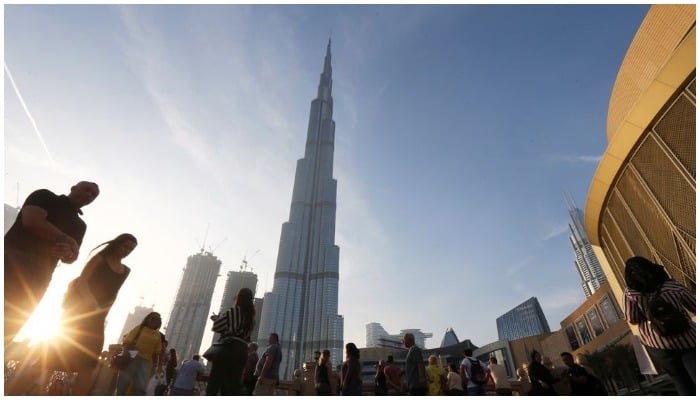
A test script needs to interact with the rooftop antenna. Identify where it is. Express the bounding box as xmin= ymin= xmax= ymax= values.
xmin=564 ymin=190 xmax=577 ymax=210
xmin=240 ymin=250 xmax=260 ymax=272
xmin=200 ymin=223 xmax=210 ymax=253
xmin=210 ymin=237 xmax=227 ymax=254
